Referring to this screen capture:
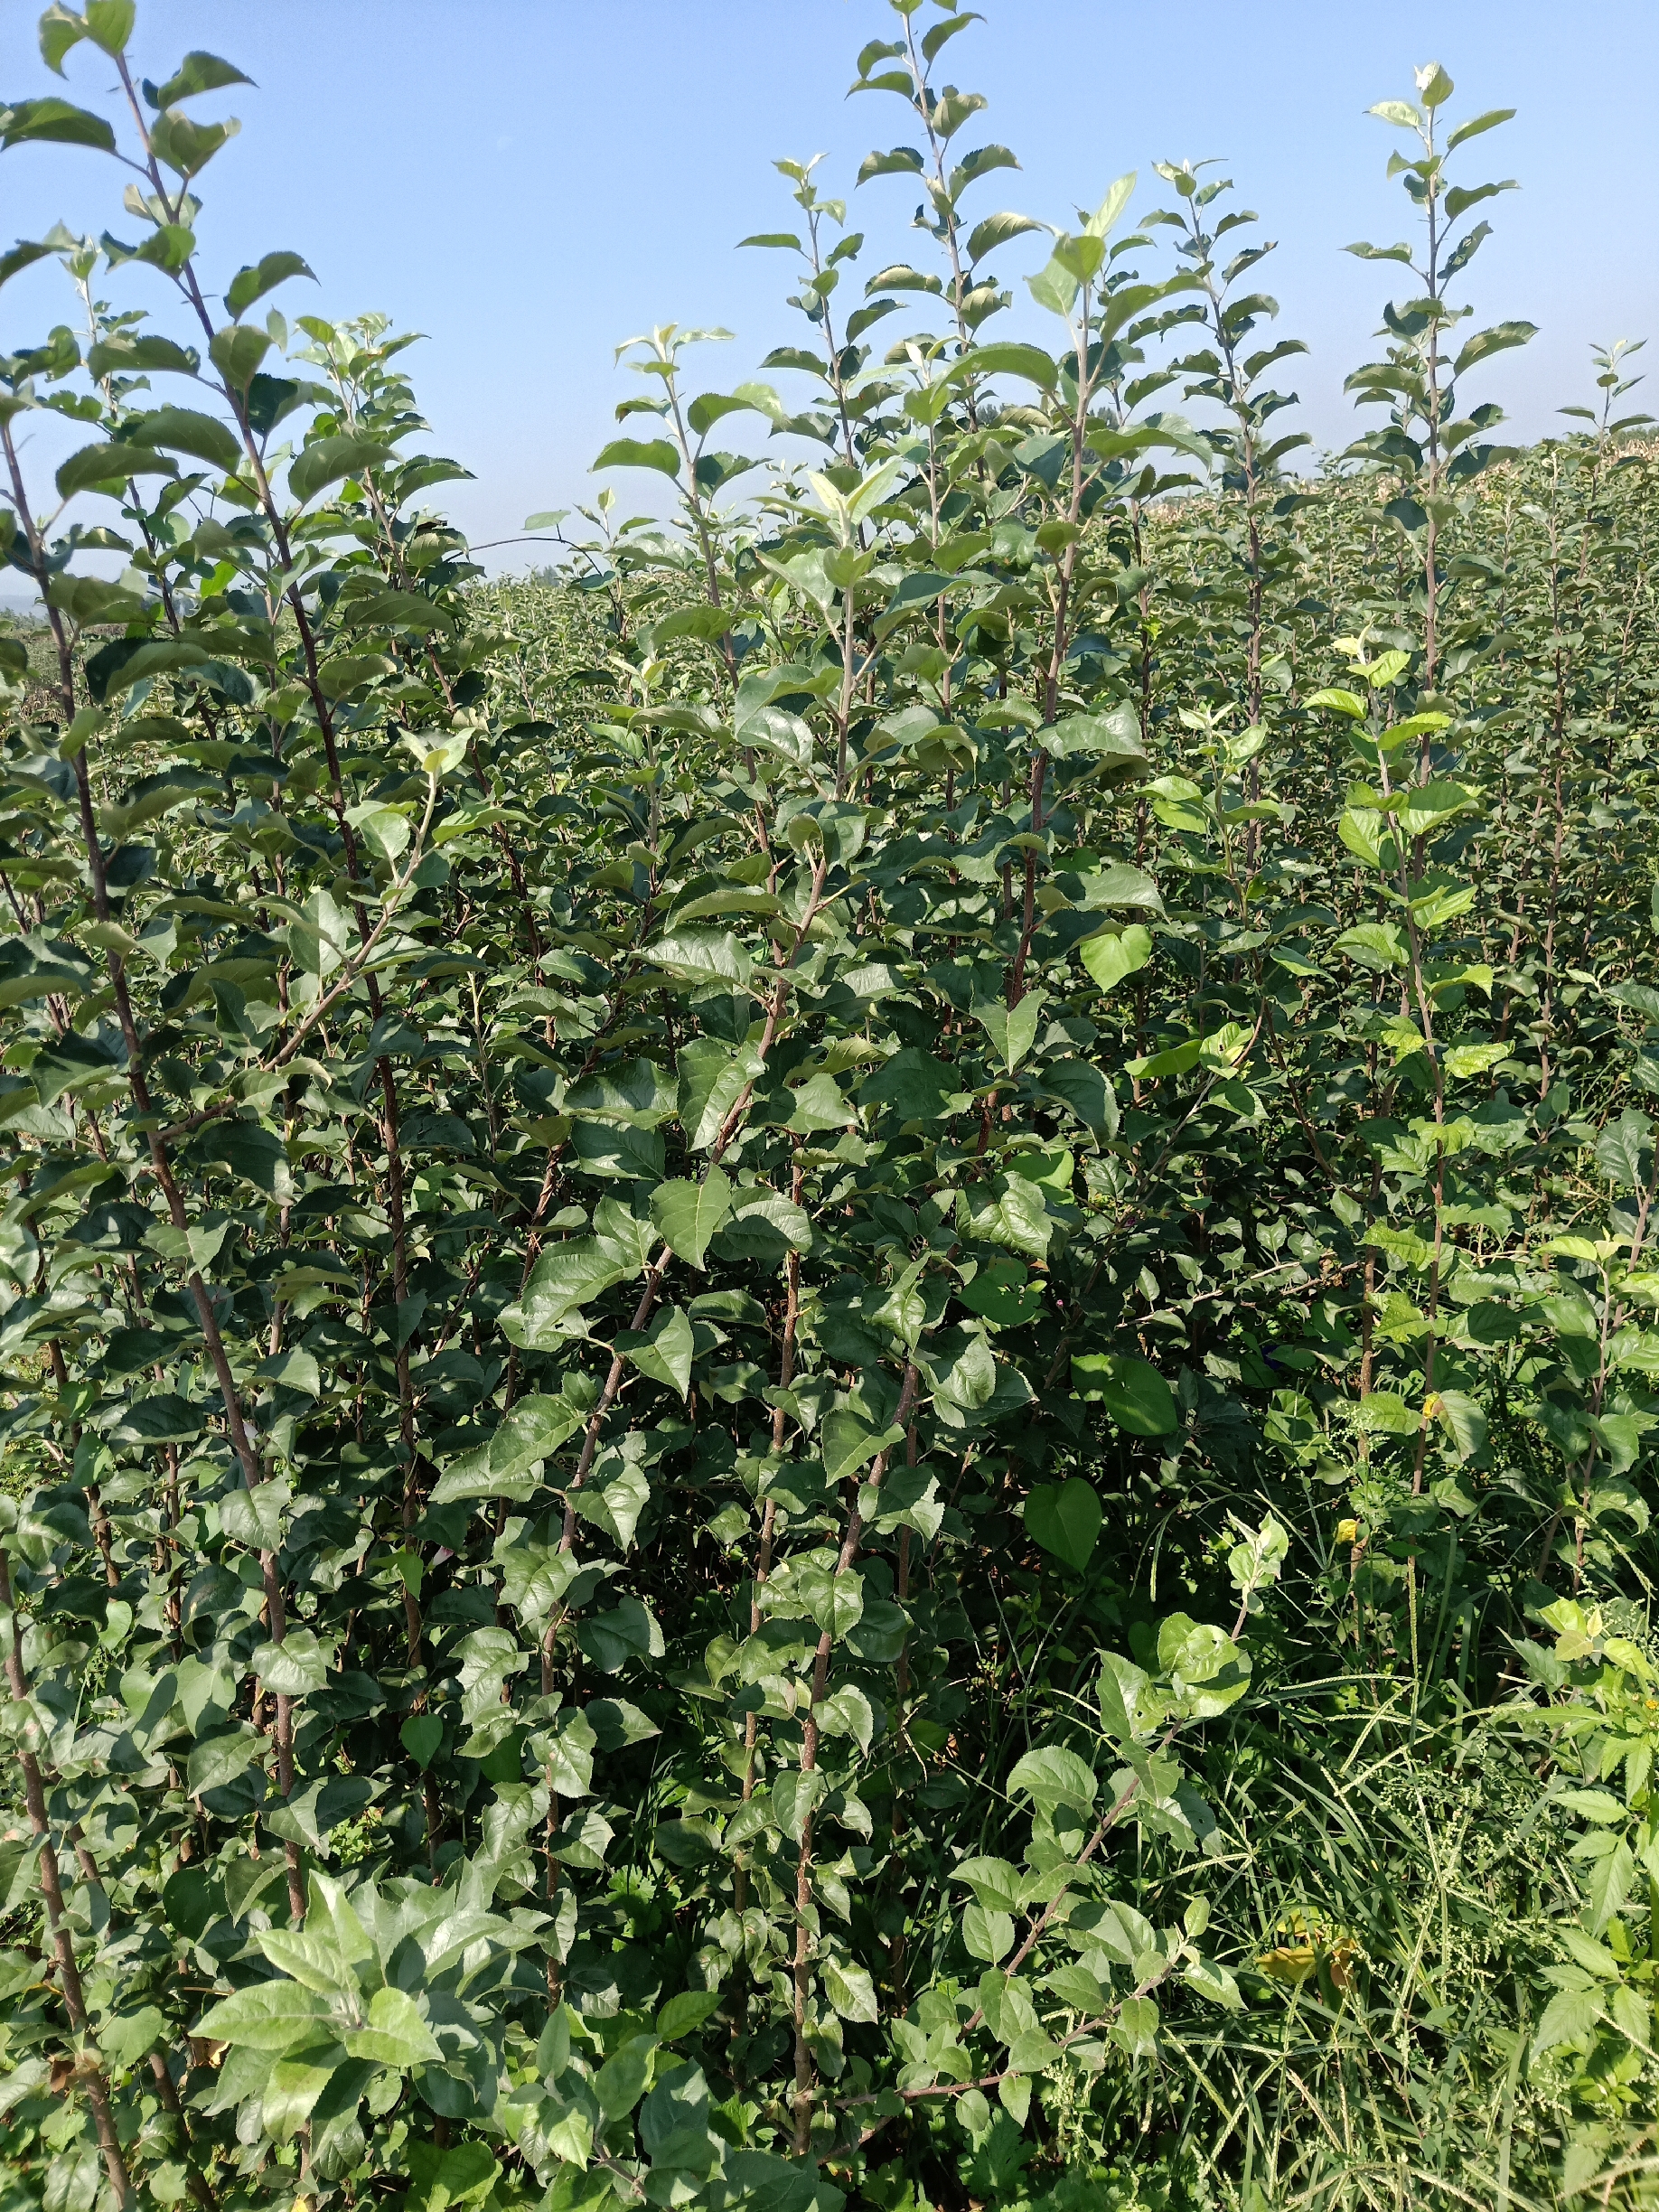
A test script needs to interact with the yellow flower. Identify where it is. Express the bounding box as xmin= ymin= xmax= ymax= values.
xmin=1335 ymin=1519 xmax=1359 ymax=1545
